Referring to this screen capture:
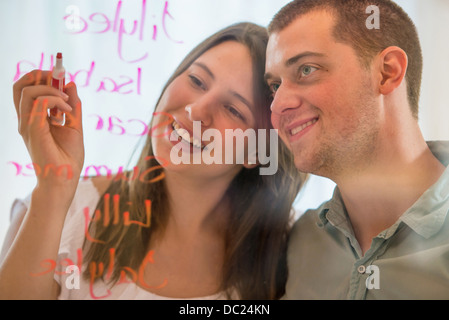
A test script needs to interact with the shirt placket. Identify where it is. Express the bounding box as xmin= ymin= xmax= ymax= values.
xmin=346 ymin=236 xmax=390 ymax=299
